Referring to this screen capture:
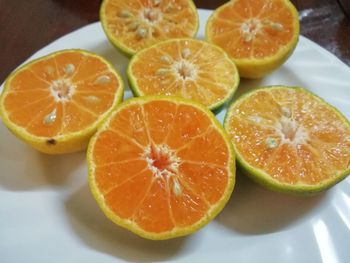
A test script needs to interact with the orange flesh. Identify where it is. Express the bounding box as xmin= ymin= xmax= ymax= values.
xmin=130 ymin=39 xmax=238 ymax=107
xmin=226 ymin=88 xmax=350 ymax=185
xmin=102 ymin=0 xmax=198 ymax=53
xmin=92 ymin=100 xmax=230 ymax=233
xmin=208 ymin=0 xmax=295 ymax=59
xmin=3 ymin=51 xmax=121 ymax=137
